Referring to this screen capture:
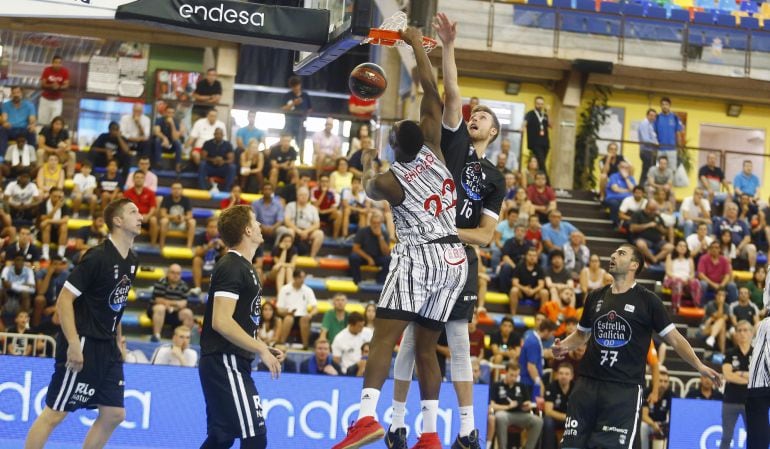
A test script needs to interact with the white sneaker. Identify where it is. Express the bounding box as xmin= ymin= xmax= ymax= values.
xmin=189 ymin=287 xmax=202 ymax=296
xmin=706 ymin=336 xmax=716 ymax=348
